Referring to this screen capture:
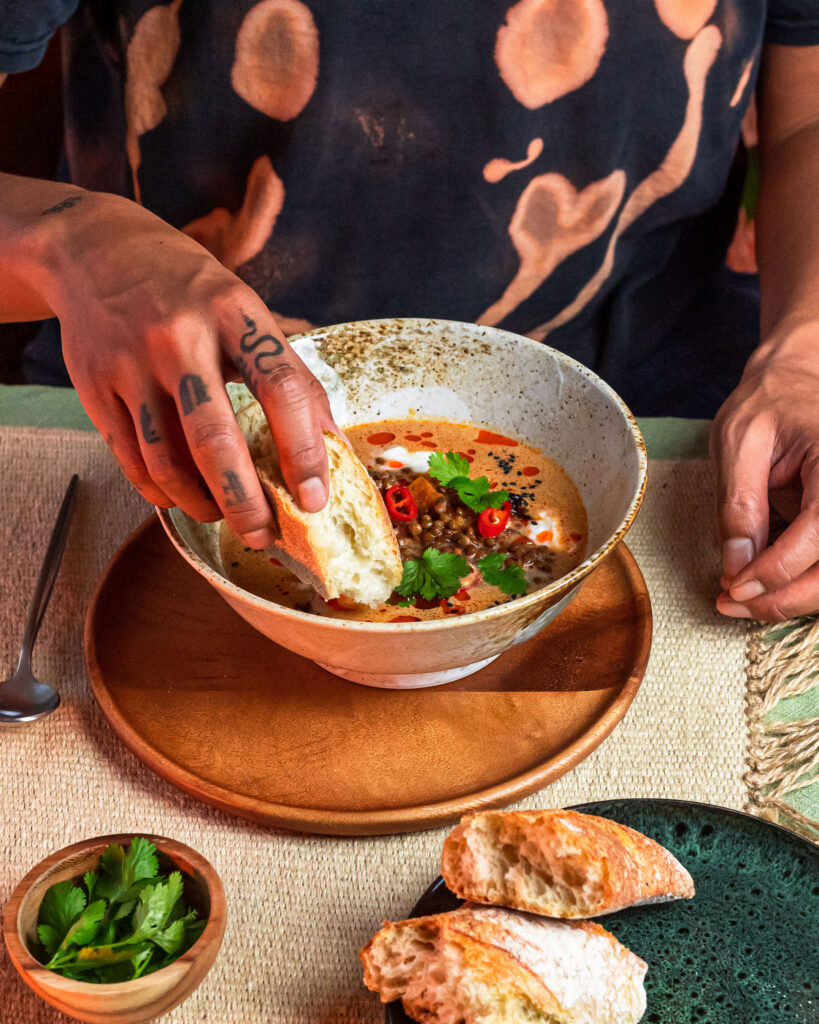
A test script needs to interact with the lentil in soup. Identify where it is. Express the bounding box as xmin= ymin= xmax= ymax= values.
xmin=220 ymin=420 xmax=587 ymax=622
